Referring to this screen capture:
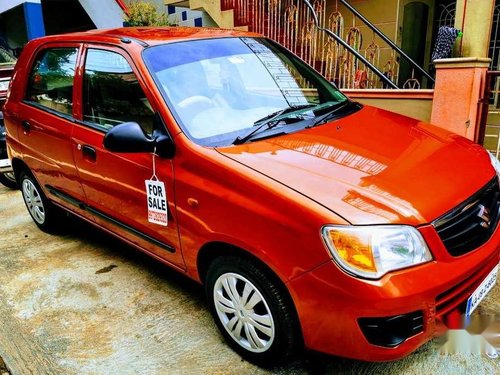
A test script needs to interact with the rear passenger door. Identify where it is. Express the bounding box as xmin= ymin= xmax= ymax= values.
xmin=14 ymin=44 xmax=89 ymax=218
xmin=71 ymin=45 xmax=184 ymax=268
